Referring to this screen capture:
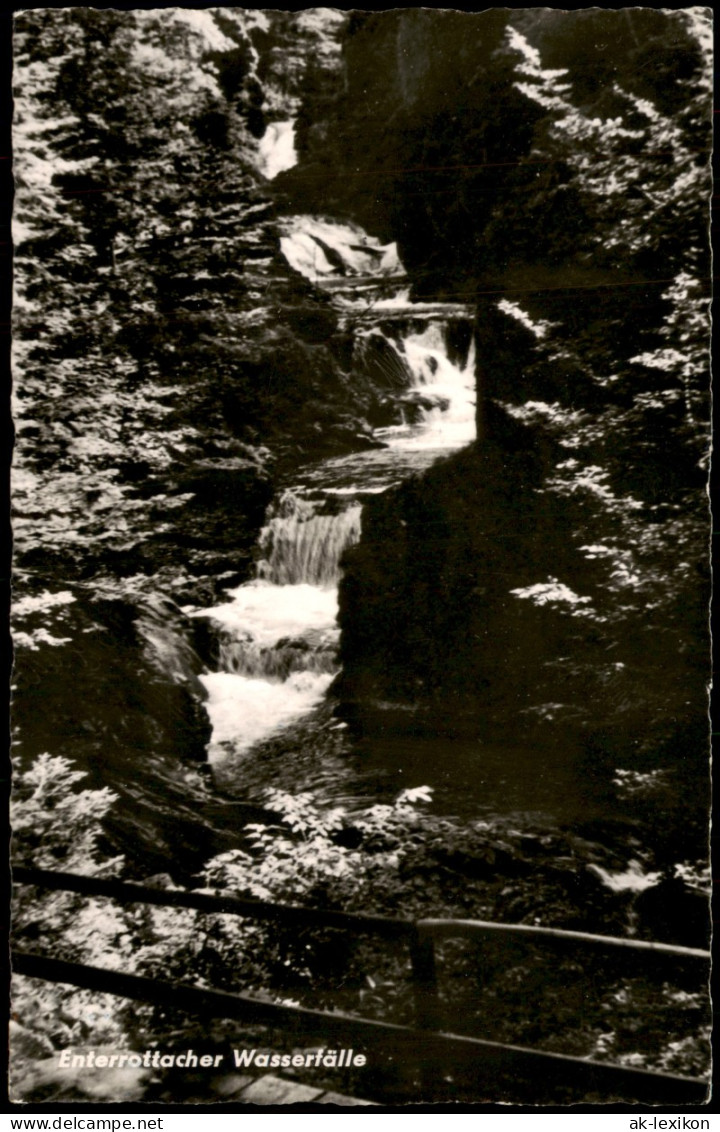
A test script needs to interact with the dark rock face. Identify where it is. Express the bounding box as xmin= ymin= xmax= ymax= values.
xmin=335 ymin=418 xmax=701 ymax=735
xmin=289 ymin=10 xmax=710 ymax=839
xmin=335 ymin=424 xmax=708 ymax=863
xmin=280 ymin=9 xmax=516 ymax=271
xmin=10 ymin=589 xmax=271 ymax=869
xmin=282 ymin=8 xmax=707 ymax=297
